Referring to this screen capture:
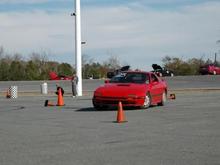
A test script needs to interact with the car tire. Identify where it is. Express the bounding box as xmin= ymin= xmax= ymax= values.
xmin=158 ymin=91 xmax=167 ymax=106
xmin=141 ymin=93 xmax=151 ymax=109
xmin=93 ymin=103 xmax=108 ymax=110
xmin=93 ymin=104 xmax=102 ymax=110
